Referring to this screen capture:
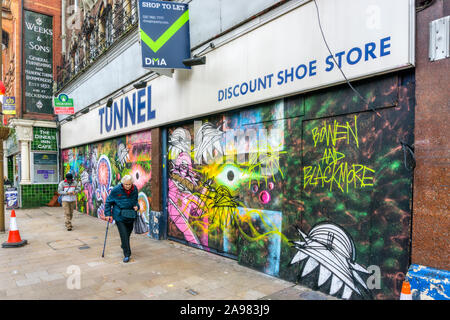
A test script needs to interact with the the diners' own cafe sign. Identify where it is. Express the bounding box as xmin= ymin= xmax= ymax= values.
xmin=32 ymin=127 xmax=58 ymax=151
